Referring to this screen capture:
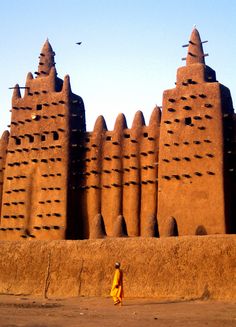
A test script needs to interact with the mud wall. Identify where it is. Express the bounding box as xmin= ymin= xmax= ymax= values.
xmin=80 ymin=107 xmax=161 ymax=239
xmin=0 ymin=235 xmax=235 ymax=300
